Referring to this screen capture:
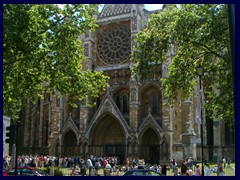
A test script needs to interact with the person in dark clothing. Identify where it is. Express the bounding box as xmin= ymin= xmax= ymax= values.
xmin=81 ymin=164 xmax=86 ymax=176
xmin=180 ymin=160 xmax=187 ymax=176
xmin=161 ymin=163 xmax=167 ymax=176
xmin=172 ymin=158 xmax=176 ymax=171
xmin=29 ymin=159 xmax=36 ymax=167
